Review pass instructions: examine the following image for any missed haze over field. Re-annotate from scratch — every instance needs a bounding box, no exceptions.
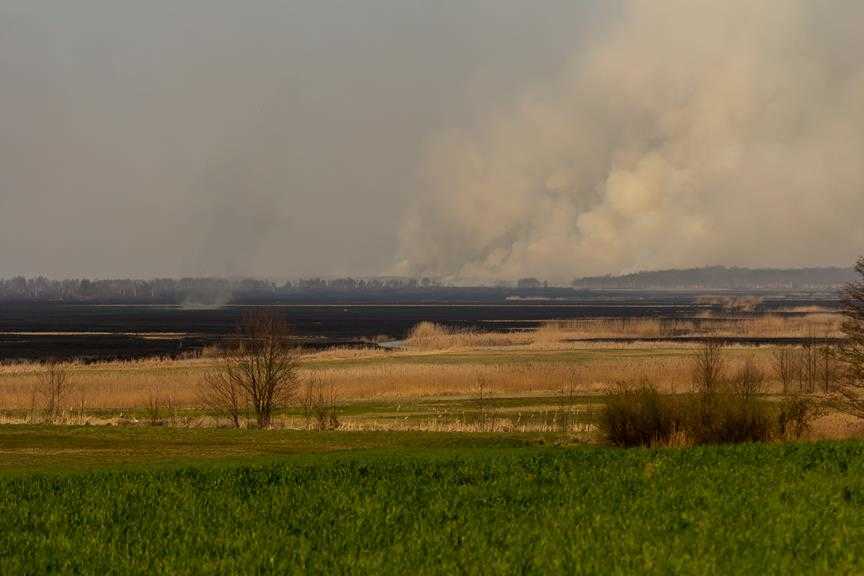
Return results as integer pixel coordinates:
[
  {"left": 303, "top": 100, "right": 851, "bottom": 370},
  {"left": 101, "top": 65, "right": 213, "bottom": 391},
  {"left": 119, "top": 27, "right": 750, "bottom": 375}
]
[{"left": 1, "top": 0, "right": 862, "bottom": 281}]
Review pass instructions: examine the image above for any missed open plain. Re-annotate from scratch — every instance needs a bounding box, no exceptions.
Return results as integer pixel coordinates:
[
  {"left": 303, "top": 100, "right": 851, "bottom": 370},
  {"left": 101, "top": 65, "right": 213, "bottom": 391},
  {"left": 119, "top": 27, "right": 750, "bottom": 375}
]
[{"left": 1, "top": 296, "right": 862, "bottom": 574}]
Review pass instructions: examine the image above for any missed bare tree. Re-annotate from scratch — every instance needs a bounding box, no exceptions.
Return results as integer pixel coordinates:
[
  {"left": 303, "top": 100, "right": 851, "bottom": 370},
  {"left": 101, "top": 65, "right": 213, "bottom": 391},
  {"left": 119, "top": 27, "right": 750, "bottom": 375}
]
[
  {"left": 38, "top": 361, "right": 71, "bottom": 423},
  {"left": 200, "top": 368, "right": 245, "bottom": 428},
  {"left": 835, "top": 257, "right": 864, "bottom": 416},
  {"left": 202, "top": 311, "right": 300, "bottom": 428},
  {"left": 731, "top": 356, "right": 766, "bottom": 399},
  {"left": 820, "top": 344, "right": 838, "bottom": 394},
  {"left": 692, "top": 341, "right": 726, "bottom": 395},
  {"left": 302, "top": 374, "right": 340, "bottom": 431},
  {"left": 800, "top": 333, "right": 820, "bottom": 394},
  {"left": 773, "top": 347, "right": 800, "bottom": 395}
]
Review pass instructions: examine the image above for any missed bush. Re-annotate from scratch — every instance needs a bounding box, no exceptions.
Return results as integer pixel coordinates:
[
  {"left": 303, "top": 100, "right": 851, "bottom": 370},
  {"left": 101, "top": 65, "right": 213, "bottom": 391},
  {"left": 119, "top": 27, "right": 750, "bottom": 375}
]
[
  {"left": 731, "top": 357, "right": 766, "bottom": 398},
  {"left": 406, "top": 321, "right": 453, "bottom": 345},
  {"left": 599, "top": 380, "right": 682, "bottom": 447},
  {"left": 777, "top": 395, "right": 823, "bottom": 440},
  {"left": 686, "top": 344, "right": 774, "bottom": 444},
  {"left": 31, "top": 361, "right": 72, "bottom": 424},
  {"left": 302, "top": 376, "right": 340, "bottom": 431},
  {"left": 602, "top": 343, "right": 828, "bottom": 447},
  {"left": 684, "top": 394, "right": 773, "bottom": 445},
  {"left": 601, "top": 380, "right": 775, "bottom": 447},
  {"left": 692, "top": 341, "right": 726, "bottom": 395}
]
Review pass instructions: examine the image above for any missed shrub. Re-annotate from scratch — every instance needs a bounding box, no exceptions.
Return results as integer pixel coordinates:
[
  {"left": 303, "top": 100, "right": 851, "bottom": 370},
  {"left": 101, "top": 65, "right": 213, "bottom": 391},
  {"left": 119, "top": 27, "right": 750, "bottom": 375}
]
[
  {"left": 601, "top": 378, "right": 775, "bottom": 447},
  {"left": 601, "top": 342, "right": 828, "bottom": 447},
  {"left": 684, "top": 394, "right": 773, "bottom": 445},
  {"left": 681, "top": 345, "right": 771, "bottom": 444},
  {"left": 407, "top": 321, "right": 452, "bottom": 340},
  {"left": 34, "top": 361, "right": 71, "bottom": 424},
  {"left": 145, "top": 384, "right": 164, "bottom": 426},
  {"left": 731, "top": 357, "right": 766, "bottom": 399},
  {"left": 773, "top": 347, "right": 800, "bottom": 394},
  {"left": 777, "top": 394, "right": 823, "bottom": 440},
  {"left": 302, "top": 376, "right": 340, "bottom": 431},
  {"left": 689, "top": 356, "right": 773, "bottom": 444},
  {"left": 599, "top": 379, "right": 682, "bottom": 447},
  {"left": 692, "top": 341, "right": 726, "bottom": 396}
]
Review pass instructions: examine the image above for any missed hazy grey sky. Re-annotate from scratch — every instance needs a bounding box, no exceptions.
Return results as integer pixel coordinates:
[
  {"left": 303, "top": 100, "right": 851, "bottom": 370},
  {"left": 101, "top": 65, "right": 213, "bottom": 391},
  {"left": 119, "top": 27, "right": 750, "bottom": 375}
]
[
  {"left": 1, "top": 1, "right": 862, "bottom": 281},
  {"left": 0, "top": 0, "right": 616, "bottom": 278}
]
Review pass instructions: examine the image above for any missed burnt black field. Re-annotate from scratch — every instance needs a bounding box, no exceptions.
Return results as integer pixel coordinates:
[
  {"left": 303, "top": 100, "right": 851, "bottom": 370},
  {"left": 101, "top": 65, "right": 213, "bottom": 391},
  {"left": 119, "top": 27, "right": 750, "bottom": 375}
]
[{"left": 0, "top": 290, "right": 840, "bottom": 362}]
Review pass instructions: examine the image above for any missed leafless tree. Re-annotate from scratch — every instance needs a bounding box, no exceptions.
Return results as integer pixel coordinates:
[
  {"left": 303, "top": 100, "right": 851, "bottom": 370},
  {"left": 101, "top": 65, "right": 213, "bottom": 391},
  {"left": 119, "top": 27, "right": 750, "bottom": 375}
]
[
  {"left": 38, "top": 361, "right": 71, "bottom": 423},
  {"left": 202, "top": 311, "right": 300, "bottom": 428},
  {"left": 800, "top": 333, "right": 820, "bottom": 394},
  {"left": 692, "top": 340, "right": 726, "bottom": 396},
  {"left": 773, "top": 347, "right": 800, "bottom": 395},
  {"left": 820, "top": 344, "right": 839, "bottom": 394},
  {"left": 302, "top": 374, "right": 340, "bottom": 431},
  {"left": 731, "top": 356, "right": 766, "bottom": 399},
  {"left": 200, "top": 367, "right": 245, "bottom": 428},
  {"left": 835, "top": 257, "right": 864, "bottom": 416}
]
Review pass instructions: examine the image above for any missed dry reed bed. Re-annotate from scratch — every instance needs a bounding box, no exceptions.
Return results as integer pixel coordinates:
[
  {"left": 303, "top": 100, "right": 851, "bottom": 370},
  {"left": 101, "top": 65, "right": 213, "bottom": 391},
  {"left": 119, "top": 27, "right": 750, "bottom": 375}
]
[
  {"left": 1, "top": 403, "right": 853, "bottom": 441},
  {"left": 0, "top": 345, "right": 778, "bottom": 410},
  {"left": 0, "top": 314, "right": 837, "bottom": 413},
  {"left": 532, "top": 314, "right": 843, "bottom": 340},
  {"left": 403, "top": 315, "right": 843, "bottom": 351},
  {"left": 0, "top": 413, "right": 597, "bottom": 436}
]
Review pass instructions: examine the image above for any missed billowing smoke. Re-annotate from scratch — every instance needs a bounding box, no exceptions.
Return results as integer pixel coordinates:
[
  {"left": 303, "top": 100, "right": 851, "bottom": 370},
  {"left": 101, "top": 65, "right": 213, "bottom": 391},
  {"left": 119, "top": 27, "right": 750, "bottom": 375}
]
[{"left": 397, "top": 0, "right": 864, "bottom": 282}]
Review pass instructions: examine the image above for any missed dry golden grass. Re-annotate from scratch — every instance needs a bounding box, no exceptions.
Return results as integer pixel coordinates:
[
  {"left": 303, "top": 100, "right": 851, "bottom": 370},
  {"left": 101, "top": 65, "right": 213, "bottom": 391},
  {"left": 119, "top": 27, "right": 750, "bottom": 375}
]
[
  {"left": 807, "top": 411, "right": 864, "bottom": 440},
  {"left": 0, "top": 361, "right": 203, "bottom": 411},
  {"left": 695, "top": 295, "right": 764, "bottom": 312},
  {"left": 0, "top": 411, "right": 597, "bottom": 435},
  {"left": 333, "top": 416, "right": 595, "bottom": 434},
  {"left": 310, "top": 348, "right": 786, "bottom": 400},
  {"left": 776, "top": 306, "right": 837, "bottom": 314},
  {"left": 402, "top": 315, "right": 843, "bottom": 352},
  {"left": 405, "top": 321, "right": 534, "bottom": 349},
  {"left": 0, "top": 343, "right": 781, "bottom": 412},
  {"left": 533, "top": 314, "right": 842, "bottom": 340},
  {"left": 0, "top": 314, "right": 846, "bottom": 434}
]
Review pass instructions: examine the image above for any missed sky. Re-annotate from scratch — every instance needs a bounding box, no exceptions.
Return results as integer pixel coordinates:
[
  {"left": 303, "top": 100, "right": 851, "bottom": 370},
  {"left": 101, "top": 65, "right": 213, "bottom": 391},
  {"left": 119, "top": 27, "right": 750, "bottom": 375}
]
[{"left": 1, "top": 0, "right": 862, "bottom": 281}]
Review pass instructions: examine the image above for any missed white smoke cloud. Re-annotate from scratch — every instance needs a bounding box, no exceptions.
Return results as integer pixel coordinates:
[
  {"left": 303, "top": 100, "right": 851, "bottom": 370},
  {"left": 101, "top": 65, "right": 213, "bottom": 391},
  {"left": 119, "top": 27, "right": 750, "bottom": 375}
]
[{"left": 397, "top": 0, "right": 864, "bottom": 282}]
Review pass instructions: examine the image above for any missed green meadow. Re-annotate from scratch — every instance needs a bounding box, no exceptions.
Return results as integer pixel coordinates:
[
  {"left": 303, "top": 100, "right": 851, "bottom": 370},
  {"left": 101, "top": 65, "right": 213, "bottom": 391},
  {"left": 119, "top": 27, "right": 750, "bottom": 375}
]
[{"left": 2, "top": 427, "right": 864, "bottom": 574}]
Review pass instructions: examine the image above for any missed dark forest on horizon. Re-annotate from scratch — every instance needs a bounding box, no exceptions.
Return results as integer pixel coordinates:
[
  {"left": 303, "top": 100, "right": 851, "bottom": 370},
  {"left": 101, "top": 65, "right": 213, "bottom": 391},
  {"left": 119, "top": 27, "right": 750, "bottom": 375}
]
[{"left": 0, "top": 266, "right": 854, "bottom": 305}]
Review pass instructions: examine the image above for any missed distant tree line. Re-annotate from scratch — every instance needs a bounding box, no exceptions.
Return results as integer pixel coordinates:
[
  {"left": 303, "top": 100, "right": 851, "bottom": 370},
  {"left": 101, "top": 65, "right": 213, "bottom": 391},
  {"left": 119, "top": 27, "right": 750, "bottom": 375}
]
[
  {"left": 0, "top": 276, "right": 446, "bottom": 304},
  {"left": 572, "top": 266, "right": 857, "bottom": 290},
  {"left": 3, "top": 265, "right": 855, "bottom": 303}
]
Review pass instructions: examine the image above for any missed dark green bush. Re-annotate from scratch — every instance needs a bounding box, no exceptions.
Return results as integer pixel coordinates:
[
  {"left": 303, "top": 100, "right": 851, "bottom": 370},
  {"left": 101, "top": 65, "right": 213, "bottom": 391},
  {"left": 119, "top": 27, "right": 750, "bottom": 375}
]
[
  {"left": 685, "top": 394, "right": 773, "bottom": 445},
  {"left": 601, "top": 382, "right": 776, "bottom": 447},
  {"left": 599, "top": 380, "right": 682, "bottom": 447}
]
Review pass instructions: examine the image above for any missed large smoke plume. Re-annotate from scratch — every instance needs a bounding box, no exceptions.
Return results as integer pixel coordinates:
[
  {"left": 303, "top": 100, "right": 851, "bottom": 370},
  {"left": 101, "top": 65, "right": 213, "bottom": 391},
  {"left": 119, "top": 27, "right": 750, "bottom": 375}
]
[{"left": 397, "top": 0, "right": 864, "bottom": 282}]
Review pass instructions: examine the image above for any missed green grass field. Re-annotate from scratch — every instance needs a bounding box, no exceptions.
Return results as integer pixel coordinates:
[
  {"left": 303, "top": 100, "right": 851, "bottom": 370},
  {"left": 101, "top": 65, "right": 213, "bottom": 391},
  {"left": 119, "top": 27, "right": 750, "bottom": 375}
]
[{"left": 2, "top": 427, "right": 864, "bottom": 574}]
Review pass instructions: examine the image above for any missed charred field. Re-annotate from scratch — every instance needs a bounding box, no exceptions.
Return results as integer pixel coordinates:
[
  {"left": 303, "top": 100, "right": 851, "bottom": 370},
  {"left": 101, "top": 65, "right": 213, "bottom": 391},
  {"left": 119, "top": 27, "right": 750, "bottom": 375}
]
[{"left": 0, "top": 290, "right": 839, "bottom": 363}]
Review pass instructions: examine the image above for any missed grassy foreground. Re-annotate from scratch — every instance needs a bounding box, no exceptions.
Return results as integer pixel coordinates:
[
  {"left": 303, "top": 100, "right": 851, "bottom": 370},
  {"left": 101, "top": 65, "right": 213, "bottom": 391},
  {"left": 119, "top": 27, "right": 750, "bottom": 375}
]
[{"left": 2, "top": 428, "right": 864, "bottom": 574}]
